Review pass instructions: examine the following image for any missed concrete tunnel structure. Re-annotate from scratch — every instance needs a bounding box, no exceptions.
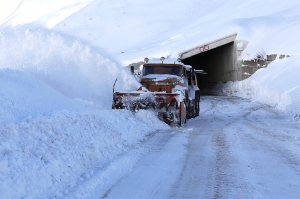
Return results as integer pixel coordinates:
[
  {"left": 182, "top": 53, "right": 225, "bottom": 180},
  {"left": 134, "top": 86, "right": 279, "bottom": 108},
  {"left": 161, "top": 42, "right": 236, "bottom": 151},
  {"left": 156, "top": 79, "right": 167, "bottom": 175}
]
[
  {"left": 179, "top": 33, "right": 245, "bottom": 91},
  {"left": 130, "top": 33, "right": 274, "bottom": 91}
]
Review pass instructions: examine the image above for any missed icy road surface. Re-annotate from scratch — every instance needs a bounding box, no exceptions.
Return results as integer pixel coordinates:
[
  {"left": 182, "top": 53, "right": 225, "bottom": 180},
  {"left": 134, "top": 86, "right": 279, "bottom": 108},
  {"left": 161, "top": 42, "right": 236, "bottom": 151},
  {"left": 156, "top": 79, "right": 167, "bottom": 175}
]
[{"left": 91, "top": 96, "right": 300, "bottom": 199}]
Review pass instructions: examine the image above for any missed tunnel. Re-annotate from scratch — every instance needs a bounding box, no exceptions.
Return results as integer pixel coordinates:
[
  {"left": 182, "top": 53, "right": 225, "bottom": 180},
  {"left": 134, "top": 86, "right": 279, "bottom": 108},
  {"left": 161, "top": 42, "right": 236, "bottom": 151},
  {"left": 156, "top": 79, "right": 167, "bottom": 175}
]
[{"left": 179, "top": 33, "right": 242, "bottom": 91}]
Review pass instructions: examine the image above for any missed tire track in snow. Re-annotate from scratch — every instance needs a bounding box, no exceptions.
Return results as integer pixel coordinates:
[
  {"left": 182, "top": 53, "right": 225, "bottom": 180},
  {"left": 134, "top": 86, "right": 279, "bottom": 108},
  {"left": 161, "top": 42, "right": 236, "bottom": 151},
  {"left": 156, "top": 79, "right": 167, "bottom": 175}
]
[
  {"left": 203, "top": 98, "right": 253, "bottom": 199},
  {"left": 238, "top": 104, "right": 300, "bottom": 197},
  {"left": 169, "top": 96, "right": 253, "bottom": 199}
]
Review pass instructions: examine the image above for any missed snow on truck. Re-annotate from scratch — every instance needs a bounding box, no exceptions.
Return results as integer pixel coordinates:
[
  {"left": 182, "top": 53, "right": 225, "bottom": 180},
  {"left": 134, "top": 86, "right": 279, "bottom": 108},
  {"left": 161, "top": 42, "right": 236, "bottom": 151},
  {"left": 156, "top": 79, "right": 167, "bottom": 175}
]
[{"left": 112, "top": 57, "right": 203, "bottom": 126}]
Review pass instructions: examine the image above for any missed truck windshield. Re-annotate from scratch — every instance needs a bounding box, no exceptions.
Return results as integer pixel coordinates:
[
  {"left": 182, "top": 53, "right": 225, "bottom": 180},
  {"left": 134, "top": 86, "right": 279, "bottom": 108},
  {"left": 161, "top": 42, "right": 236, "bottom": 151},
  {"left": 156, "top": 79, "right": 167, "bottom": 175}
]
[{"left": 143, "top": 65, "right": 182, "bottom": 76}]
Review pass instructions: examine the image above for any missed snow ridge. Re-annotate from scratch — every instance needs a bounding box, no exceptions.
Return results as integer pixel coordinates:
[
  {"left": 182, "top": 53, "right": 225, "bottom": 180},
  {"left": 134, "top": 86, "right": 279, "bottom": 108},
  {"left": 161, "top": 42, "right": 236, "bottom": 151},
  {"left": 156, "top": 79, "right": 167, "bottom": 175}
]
[
  {"left": 0, "top": 109, "right": 169, "bottom": 199},
  {"left": 0, "top": 27, "right": 139, "bottom": 108}
]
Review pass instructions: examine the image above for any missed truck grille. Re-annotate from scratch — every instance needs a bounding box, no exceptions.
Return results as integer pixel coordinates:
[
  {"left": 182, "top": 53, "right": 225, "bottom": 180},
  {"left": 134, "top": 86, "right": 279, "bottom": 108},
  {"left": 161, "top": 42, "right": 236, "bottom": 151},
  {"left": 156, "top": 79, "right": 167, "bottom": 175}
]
[{"left": 148, "top": 85, "right": 173, "bottom": 93}]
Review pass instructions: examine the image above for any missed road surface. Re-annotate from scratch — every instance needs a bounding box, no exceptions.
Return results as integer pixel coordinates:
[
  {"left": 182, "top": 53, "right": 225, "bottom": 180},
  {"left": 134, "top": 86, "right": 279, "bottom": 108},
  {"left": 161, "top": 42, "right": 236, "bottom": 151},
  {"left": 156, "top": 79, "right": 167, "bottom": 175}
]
[{"left": 96, "top": 95, "right": 300, "bottom": 199}]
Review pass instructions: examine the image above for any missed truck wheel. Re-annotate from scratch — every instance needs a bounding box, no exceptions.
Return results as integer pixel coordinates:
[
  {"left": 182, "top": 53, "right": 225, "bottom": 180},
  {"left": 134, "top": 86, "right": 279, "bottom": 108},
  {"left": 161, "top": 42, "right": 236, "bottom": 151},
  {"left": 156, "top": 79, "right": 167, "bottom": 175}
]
[
  {"left": 179, "top": 101, "right": 187, "bottom": 126},
  {"left": 168, "top": 101, "right": 182, "bottom": 127},
  {"left": 195, "top": 90, "right": 201, "bottom": 117},
  {"left": 187, "top": 99, "right": 196, "bottom": 119}
]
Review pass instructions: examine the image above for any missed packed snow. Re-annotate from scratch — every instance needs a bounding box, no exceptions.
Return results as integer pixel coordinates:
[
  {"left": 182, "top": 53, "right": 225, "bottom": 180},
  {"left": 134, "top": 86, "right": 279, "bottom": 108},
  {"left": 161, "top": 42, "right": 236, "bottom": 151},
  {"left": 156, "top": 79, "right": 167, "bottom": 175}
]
[
  {"left": 0, "top": 0, "right": 300, "bottom": 198},
  {"left": 213, "top": 55, "right": 300, "bottom": 120}
]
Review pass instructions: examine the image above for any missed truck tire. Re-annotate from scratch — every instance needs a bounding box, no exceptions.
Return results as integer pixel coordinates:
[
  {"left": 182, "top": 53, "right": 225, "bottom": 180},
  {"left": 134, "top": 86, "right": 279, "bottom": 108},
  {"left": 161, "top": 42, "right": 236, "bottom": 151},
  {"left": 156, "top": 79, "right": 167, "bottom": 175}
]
[
  {"left": 195, "top": 90, "right": 201, "bottom": 117},
  {"left": 187, "top": 99, "right": 196, "bottom": 119},
  {"left": 179, "top": 101, "right": 187, "bottom": 126}
]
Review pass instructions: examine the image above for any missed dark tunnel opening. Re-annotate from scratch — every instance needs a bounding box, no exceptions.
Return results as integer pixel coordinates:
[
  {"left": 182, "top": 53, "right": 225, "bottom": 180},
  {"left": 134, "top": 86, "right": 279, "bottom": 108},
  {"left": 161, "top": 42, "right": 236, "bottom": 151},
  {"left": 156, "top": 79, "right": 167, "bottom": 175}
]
[{"left": 181, "top": 41, "right": 237, "bottom": 92}]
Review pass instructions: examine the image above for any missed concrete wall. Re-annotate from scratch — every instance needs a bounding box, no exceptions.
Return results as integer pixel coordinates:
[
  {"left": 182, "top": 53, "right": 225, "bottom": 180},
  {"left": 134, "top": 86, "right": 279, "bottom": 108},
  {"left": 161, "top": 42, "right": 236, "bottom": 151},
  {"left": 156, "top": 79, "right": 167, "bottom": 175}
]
[{"left": 180, "top": 40, "right": 283, "bottom": 90}]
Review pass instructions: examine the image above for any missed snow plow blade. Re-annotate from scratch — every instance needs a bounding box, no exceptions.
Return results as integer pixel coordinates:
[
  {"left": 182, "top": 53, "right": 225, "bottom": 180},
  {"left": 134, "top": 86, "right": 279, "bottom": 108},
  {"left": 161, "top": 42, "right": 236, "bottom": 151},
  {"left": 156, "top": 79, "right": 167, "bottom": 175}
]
[{"left": 112, "top": 91, "right": 186, "bottom": 126}]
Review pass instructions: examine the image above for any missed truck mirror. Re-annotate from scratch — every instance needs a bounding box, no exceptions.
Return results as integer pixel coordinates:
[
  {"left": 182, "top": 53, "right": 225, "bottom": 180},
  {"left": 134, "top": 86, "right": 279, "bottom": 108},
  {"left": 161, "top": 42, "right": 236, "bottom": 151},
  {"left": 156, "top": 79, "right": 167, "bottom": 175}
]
[{"left": 130, "top": 66, "right": 134, "bottom": 75}]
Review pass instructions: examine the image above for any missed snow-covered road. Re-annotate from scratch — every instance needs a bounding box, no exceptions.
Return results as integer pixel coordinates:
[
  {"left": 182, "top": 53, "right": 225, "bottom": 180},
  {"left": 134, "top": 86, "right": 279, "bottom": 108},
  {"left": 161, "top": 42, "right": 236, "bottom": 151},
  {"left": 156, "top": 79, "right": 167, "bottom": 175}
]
[{"left": 94, "top": 95, "right": 300, "bottom": 199}]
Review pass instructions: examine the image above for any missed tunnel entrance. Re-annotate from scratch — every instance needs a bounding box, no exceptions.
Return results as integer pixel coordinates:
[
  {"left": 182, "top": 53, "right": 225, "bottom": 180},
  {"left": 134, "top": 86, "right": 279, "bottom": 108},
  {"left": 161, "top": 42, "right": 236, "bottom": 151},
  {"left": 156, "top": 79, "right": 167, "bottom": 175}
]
[{"left": 179, "top": 33, "right": 240, "bottom": 91}]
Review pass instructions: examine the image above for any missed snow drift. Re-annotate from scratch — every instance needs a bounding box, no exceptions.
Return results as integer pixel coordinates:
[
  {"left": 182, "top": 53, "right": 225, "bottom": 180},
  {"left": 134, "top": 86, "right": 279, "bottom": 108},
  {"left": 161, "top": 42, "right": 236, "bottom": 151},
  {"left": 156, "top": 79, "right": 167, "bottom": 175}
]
[
  {"left": 0, "top": 27, "right": 140, "bottom": 107},
  {"left": 214, "top": 55, "right": 300, "bottom": 118},
  {"left": 0, "top": 68, "right": 93, "bottom": 123},
  {"left": 0, "top": 108, "right": 169, "bottom": 198}
]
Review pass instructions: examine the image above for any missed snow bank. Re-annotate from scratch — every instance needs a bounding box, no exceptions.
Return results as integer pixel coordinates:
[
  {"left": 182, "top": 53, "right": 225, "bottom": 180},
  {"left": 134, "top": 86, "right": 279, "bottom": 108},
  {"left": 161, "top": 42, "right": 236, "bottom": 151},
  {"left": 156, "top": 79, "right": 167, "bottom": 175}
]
[
  {"left": 0, "top": 26, "right": 169, "bottom": 199},
  {"left": 0, "top": 109, "right": 169, "bottom": 199},
  {"left": 0, "top": 27, "right": 140, "bottom": 107},
  {"left": 215, "top": 56, "right": 300, "bottom": 118},
  {"left": 0, "top": 68, "right": 93, "bottom": 123}
]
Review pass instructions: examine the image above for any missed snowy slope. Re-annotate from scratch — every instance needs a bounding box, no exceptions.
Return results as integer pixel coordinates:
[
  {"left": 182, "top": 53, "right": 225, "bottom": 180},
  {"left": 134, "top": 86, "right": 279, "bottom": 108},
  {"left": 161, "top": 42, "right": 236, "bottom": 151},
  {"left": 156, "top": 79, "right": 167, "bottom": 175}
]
[
  {"left": 0, "top": 0, "right": 94, "bottom": 28},
  {"left": 0, "top": 0, "right": 300, "bottom": 198},
  {"left": 52, "top": 0, "right": 300, "bottom": 63},
  {"left": 0, "top": 26, "right": 140, "bottom": 107},
  {"left": 1, "top": 0, "right": 300, "bottom": 62},
  {"left": 215, "top": 55, "right": 300, "bottom": 119}
]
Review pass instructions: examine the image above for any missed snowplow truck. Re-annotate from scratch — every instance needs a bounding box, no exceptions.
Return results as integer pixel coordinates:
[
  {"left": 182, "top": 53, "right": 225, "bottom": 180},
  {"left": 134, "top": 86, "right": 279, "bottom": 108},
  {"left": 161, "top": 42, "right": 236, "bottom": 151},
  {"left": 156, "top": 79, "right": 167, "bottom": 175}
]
[{"left": 112, "top": 57, "right": 201, "bottom": 126}]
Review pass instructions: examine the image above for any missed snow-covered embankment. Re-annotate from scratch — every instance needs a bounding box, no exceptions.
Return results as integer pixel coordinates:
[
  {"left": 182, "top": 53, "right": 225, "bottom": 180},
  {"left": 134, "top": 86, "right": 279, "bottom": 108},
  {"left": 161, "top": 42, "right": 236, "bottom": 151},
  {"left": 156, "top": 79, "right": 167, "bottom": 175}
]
[
  {"left": 0, "top": 28, "right": 169, "bottom": 198},
  {"left": 216, "top": 56, "right": 300, "bottom": 119}
]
